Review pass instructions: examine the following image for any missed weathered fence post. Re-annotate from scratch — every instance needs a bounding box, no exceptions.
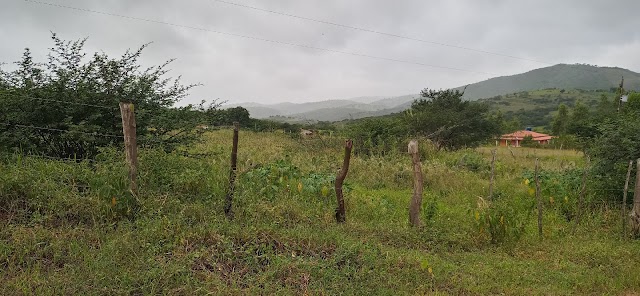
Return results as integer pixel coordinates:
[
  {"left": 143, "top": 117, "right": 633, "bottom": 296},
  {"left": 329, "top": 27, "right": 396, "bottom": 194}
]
[
  {"left": 630, "top": 159, "right": 640, "bottom": 235},
  {"left": 489, "top": 149, "right": 496, "bottom": 201},
  {"left": 622, "top": 160, "right": 633, "bottom": 238},
  {"left": 335, "top": 139, "right": 352, "bottom": 223},
  {"left": 535, "top": 158, "right": 542, "bottom": 239},
  {"left": 574, "top": 156, "right": 589, "bottom": 229},
  {"left": 408, "top": 140, "right": 424, "bottom": 227},
  {"left": 224, "top": 122, "right": 239, "bottom": 218},
  {"left": 119, "top": 102, "right": 138, "bottom": 195}
]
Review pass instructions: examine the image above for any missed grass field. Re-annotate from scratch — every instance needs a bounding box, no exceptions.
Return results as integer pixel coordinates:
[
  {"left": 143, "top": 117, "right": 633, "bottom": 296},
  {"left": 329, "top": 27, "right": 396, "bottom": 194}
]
[{"left": 1, "top": 130, "right": 639, "bottom": 295}]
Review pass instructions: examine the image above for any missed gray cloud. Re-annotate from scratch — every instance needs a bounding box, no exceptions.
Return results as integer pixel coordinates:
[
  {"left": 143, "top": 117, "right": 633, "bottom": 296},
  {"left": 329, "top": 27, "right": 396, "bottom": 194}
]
[{"left": 2, "top": 0, "right": 639, "bottom": 105}]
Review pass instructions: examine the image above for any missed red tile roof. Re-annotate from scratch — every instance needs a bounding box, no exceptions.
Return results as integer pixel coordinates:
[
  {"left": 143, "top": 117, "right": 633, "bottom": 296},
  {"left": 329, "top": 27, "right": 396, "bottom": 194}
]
[{"left": 500, "top": 130, "right": 553, "bottom": 141}]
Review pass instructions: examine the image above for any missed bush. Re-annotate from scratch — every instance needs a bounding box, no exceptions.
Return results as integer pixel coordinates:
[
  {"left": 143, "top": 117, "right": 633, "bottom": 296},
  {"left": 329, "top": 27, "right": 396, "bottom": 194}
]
[
  {"left": 474, "top": 191, "right": 534, "bottom": 246},
  {"left": 0, "top": 33, "right": 199, "bottom": 159}
]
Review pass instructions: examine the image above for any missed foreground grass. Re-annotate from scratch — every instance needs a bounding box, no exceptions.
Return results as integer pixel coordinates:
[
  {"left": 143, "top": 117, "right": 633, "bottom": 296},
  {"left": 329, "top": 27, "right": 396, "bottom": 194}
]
[{"left": 1, "top": 131, "right": 639, "bottom": 295}]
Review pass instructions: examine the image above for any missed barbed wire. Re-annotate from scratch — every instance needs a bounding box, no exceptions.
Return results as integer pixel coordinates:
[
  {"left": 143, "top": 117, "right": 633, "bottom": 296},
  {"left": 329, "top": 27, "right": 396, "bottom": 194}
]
[
  {"left": 0, "top": 91, "right": 117, "bottom": 110},
  {"left": 25, "top": 96, "right": 117, "bottom": 110},
  {"left": 0, "top": 122, "right": 123, "bottom": 138},
  {"left": 20, "top": 154, "right": 97, "bottom": 163}
]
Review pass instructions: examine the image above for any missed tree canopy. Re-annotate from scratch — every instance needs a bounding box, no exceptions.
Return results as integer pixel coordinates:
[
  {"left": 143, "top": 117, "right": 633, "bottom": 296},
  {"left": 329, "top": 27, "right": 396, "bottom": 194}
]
[
  {"left": 404, "top": 88, "right": 500, "bottom": 150},
  {"left": 0, "top": 33, "right": 206, "bottom": 158}
]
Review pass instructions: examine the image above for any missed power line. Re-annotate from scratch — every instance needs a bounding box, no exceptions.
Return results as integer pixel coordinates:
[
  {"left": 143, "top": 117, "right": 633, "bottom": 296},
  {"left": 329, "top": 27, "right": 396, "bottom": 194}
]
[
  {"left": 1, "top": 122, "right": 122, "bottom": 138},
  {"left": 23, "top": 0, "right": 495, "bottom": 76},
  {"left": 210, "top": 0, "right": 553, "bottom": 66}
]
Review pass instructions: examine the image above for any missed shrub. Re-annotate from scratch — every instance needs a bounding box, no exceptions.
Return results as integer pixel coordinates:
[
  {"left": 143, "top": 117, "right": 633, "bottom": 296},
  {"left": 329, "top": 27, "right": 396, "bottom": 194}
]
[{"left": 474, "top": 191, "right": 534, "bottom": 246}]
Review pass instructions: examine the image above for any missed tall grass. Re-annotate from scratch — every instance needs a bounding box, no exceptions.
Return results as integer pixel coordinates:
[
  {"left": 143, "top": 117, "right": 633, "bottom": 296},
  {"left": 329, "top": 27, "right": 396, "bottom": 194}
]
[{"left": 0, "top": 131, "right": 639, "bottom": 294}]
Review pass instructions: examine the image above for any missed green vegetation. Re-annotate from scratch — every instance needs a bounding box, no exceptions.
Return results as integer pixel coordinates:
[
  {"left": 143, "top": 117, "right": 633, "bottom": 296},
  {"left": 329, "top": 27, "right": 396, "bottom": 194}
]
[
  {"left": 2, "top": 132, "right": 640, "bottom": 294},
  {"left": 346, "top": 88, "right": 500, "bottom": 153},
  {"left": 2, "top": 34, "right": 640, "bottom": 295},
  {"left": 479, "top": 88, "right": 615, "bottom": 129},
  {"left": 239, "top": 64, "right": 640, "bottom": 123},
  {"left": 0, "top": 34, "right": 205, "bottom": 158},
  {"left": 459, "top": 63, "right": 640, "bottom": 100}
]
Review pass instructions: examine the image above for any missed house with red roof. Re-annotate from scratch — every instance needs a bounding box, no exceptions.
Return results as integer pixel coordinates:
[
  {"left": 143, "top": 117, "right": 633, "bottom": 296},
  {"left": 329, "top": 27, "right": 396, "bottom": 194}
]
[{"left": 498, "top": 130, "right": 553, "bottom": 147}]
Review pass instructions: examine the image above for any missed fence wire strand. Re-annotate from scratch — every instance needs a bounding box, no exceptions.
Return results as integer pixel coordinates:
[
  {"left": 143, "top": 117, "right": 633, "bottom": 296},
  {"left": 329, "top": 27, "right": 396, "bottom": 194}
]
[{"left": 0, "top": 122, "right": 123, "bottom": 138}]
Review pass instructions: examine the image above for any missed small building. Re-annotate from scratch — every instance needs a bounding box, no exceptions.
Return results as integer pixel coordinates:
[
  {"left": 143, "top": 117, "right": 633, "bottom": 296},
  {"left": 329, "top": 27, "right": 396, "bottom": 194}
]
[{"left": 498, "top": 130, "right": 553, "bottom": 147}]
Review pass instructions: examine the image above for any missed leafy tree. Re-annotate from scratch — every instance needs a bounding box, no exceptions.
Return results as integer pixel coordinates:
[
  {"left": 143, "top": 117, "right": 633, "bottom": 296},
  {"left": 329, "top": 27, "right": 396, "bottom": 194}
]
[
  {"left": 489, "top": 110, "right": 521, "bottom": 134},
  {"left": 551, "top": 104, "right": 569, "bottom": 135},
  {"left": 625, "top": 92, "right": 640, "bottom": 111},
  {"left": 595, "top": 94, "right": 616, "bottom": 118},
  {"left": 222, "top": 107, "right": 251, "bottom": 126},
  {"left": 589, "top": 107, "right": 640, "bottom": 201},
  {"left": 520, "top": 135, "right": 538, "bottom": 148},
  {"left": 405, "top": 88, "right": 500, "bottom": 150},
  {"left": 0, "top": 33, "right": 201, "bottom": 158},
  {"left": 346, "top": 116, "right": 405, "bottom": 156},
  {"left": 566, "top": 100, "right": 597, "bottom": 148}
]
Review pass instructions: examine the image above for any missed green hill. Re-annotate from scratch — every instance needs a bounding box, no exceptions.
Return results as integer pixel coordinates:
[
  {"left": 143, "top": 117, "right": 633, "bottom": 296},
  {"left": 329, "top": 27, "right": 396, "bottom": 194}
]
[
  {"left": 479, "top": 88, "right": 616, "bottom": 128},
  {"left": 459, "top": 64, "right": 640, "bottom": 100},
  {"left": 236, "top": 64, "right": 640, "bottom": 122}
]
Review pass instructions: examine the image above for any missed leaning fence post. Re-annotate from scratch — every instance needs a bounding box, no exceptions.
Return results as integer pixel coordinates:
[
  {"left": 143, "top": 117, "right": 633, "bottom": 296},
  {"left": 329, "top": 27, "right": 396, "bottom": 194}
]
[
  {"left": 119, "top": 102, "right": 138, "bottom": 195},
  {"left": 335, "top": 139, "right": 353, "bottom": 223},
  {"left": 622, "top": 160, "right": 633, "bottom": 238},
  {"left": 224, "top": 122, "right": 239, "bottom": 218},
  {"left": 408, "top": 140, "right": 424, "bottom": 227},
  {"left": 535, "top": 158, "right": 542, "bottom": 239}
]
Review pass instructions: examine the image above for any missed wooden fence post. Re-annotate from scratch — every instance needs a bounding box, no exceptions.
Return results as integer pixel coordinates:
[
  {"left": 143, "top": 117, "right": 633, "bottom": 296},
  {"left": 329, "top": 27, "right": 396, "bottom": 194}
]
[
  {"left": 574, "top": 156, "right": 589, "bottom": 230},
  {"left": 489, "top": 149, "right": 496, "bottom": 201},
  {"left": 224, "top": 122, "right": 239, "bottom": 218},
  {"left": 335, "top": 139, "right": 352, "bottom": 223},
  {"left": 535, "top": 158, "right": 542, "bottom": 239},
  {"left": 119, "top": 102, "right": 138, "bottom": 195},
  {"left": 630, "top": 159, "right": 640, "bottom": 235},
  {"left": 622, "top": 160, "right": 633, "bottom": 238},
  {"left": 408, "top": 140, "right": 424, "bottom": 227}
]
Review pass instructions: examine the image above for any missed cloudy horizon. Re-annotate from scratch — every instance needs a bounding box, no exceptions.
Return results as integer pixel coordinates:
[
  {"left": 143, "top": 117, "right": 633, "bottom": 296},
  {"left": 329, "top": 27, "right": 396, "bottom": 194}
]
[{"left": 2, "top": 0, "right": 639, "bottom": 105}]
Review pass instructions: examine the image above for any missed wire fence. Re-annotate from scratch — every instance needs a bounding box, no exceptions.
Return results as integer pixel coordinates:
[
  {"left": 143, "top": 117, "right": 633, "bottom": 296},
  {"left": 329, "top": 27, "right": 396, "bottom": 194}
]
[{"left": 1, "top": 94, "right": 638, "bottom": 193}]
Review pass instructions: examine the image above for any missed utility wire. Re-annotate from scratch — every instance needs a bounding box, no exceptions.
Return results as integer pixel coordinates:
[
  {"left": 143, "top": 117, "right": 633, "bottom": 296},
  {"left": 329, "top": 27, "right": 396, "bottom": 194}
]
[
  {"left": 210, "top": 0, "right": 552, "bottom": 65},
  {"left": 0, "top": 122, "right": 123, "bottom": 138},
  {"left": 23, "top": 0, "right": 495, "bottom": 75}
]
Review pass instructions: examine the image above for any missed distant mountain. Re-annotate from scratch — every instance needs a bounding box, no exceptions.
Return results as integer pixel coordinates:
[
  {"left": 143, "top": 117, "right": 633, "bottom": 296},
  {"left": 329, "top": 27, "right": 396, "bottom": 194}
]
[
  {"left": 457, "top": 64, "right": 640, "bottom": 100},
  {"left": 345, "top": 96, "right": 387, "bottom": 104},
  {"left": 226, "top": 64, "right": 640, "bottom": 122}
]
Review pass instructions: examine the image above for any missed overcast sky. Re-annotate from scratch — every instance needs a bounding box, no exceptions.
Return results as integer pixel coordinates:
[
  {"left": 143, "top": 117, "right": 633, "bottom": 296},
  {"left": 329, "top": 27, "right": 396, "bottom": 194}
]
[{"left": 2, "top": 0, "right": 640, "bottom": 105}]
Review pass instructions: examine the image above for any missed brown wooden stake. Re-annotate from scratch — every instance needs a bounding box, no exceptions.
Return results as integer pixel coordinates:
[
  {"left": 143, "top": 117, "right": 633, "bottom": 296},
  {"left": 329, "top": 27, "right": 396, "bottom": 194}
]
[
  {"left": 535, "top": 158, "right": 542, "bottom": 239},
  {"left": 334, "top": 139, "right": 352, "bottom": 223},
  {"left": 507, "top": 146, "right": 516, "bottom": 159},
  {"left": 408, "top": 140, "right": 424, "bottom": 227},
  {"left": 622, "top": 160, "right": 633, "bottom": 238},
  {"left": 574, "top": 156, "right": 589, "bottom": 230},
  {"left": 630, "top": 159, "right": 640, "bottom": 235},
  {"left": 119, "top": 102, "right": 138, "bottom": 195},
  {"left": 224, "top": 122, "right": 239, "bottom": 218},
  {"left": 489, "top": 149, "right": 496, "bottom": 201}
]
